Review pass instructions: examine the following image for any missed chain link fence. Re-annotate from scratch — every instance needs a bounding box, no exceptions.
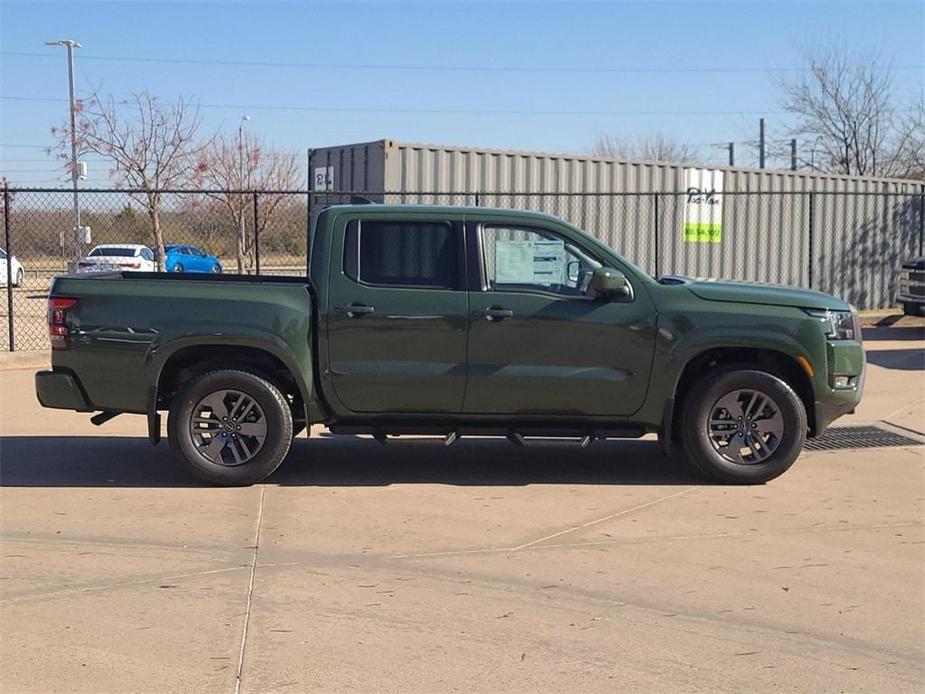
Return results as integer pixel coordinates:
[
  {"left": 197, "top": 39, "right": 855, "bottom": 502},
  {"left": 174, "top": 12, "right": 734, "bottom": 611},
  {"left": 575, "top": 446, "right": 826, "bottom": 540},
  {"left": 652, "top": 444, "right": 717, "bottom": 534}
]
[{"left": 3, "top": 187, "right": 923, "bottom": 351}]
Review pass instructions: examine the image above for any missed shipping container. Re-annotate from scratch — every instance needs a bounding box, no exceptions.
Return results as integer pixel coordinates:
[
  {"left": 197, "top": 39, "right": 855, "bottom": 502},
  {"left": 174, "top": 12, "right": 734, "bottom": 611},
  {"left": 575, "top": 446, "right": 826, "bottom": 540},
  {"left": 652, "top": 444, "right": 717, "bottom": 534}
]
[{"left": 308, "top": 140, "right": 924, "bottom": 309}]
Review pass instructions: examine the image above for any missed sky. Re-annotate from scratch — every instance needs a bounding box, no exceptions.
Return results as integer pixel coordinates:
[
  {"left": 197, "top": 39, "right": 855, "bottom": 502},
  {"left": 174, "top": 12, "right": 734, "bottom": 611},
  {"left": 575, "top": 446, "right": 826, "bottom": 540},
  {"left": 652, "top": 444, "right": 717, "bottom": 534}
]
[{"left": 0, "top": 0, "right": 922, "bottom": 187}]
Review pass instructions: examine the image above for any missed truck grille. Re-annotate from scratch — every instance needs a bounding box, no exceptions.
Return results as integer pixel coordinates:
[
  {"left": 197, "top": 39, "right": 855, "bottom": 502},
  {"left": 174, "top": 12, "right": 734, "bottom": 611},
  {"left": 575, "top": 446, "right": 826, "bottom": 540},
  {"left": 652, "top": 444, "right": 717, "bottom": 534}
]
[{"left": 900, "top": 269, "right": 925, "bottom": 297}]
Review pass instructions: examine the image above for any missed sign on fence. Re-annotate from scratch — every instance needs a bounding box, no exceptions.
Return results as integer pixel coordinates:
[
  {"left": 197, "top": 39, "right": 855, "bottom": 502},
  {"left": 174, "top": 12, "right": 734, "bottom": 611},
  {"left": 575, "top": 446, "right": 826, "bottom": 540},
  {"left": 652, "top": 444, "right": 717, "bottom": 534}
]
[{"left": 683, "top": 168, "right": 724, "bottom": 243}]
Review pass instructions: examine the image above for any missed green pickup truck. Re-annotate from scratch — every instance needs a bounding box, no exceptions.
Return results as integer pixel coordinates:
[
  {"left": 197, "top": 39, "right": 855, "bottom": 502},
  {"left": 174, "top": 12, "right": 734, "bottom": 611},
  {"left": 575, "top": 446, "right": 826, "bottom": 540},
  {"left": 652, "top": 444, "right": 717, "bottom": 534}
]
[{"left": 36, "top": 204, "right": 865, "bottom": 485}]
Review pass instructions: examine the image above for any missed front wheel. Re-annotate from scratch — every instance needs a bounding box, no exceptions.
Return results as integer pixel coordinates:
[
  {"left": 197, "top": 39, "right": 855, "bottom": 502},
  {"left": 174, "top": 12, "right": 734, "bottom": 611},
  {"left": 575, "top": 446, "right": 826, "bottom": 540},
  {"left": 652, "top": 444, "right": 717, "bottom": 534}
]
[
  {"left": 167, "top": 369, "right": 293, "bottom": 485},
  {"left": 680, "top": 368, "right": 807, "bottom": 484},
  {"left": 173, "top": 263, "right": 184, "bottom": 273},
  {"left": 14, "top": 268, "right": 23, "bottom": 287}
]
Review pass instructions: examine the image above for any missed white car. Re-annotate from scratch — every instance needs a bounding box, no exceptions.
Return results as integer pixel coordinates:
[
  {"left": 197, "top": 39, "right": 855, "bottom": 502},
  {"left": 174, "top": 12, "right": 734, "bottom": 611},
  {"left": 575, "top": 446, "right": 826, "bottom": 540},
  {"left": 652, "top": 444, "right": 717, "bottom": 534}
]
[
  {"left": 78, "top": 244, "right": 157, "bottom": 273},
  {"left": 0, "top": 248, "right": 24, "bottom": 286}
]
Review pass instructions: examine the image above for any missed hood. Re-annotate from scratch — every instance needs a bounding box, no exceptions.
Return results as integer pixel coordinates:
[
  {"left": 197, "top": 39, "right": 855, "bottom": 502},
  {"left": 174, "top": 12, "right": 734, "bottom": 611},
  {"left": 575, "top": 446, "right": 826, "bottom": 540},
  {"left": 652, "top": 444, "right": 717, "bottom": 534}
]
[{"left": 672, "top": 277, "right": 849, "bottom": 310}]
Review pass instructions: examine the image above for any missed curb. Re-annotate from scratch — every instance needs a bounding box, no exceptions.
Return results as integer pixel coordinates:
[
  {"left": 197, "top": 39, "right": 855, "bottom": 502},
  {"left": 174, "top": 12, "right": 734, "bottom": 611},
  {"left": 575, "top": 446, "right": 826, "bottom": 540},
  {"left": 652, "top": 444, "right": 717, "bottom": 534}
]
[{"left": 0, "top": 351, "right": 49, "bottom": 371}]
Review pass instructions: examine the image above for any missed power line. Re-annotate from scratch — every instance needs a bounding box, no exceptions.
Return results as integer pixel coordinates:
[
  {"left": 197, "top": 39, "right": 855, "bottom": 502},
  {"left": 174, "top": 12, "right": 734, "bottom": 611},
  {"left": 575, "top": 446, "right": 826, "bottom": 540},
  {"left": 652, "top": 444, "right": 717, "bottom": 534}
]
[
  {"left": 2, "top": 50, "right": 922, "bottom": 74},
  {"left": 0, "top": 95, "right": 785, "bottom": 117}
]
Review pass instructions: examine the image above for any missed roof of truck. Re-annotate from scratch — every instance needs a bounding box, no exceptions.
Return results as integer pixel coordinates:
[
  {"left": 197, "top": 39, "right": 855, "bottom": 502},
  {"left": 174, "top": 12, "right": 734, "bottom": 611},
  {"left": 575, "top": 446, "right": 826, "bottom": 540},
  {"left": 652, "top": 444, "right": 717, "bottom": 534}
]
[{"left": 321, "top": 204, "right": 563, "bottom": 221}]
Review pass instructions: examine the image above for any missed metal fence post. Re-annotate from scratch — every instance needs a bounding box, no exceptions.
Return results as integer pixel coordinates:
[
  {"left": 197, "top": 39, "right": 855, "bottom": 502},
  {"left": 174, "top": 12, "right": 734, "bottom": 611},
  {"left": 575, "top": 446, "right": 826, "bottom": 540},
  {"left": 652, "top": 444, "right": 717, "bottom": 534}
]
[
  {"left": 653, "top": 192, "right": 660, "bottom": 278},
  {"left": 920, "top": 192, "right": 924, "bottom": 257},
  {"left": 305, "top": 191, "right": 312, "bottom": 275},
  {"left": 253, "top": 192, "right": 260, "bottom": 275},
  {"left": 807, "top": 192, "right": 815, "bottom": 290},
  {"left": 4, "top": 184, "right": 14, "bottom": 352}
]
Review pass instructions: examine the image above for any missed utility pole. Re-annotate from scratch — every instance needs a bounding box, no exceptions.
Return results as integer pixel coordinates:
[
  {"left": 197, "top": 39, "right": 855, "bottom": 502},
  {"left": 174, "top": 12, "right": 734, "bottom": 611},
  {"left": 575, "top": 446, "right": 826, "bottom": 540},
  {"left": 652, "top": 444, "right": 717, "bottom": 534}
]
[
  {"left": 790, "top": 139, "right": 798, "bottom": 171},
  {"left": 728, "top": 142, "right": 735, "bottom": 167},
  {"left": 45, "top": 39, "right": 82, "bottom": 269},
  {"left": 758, "top": 118, "right": 766, "bottom": 169}
]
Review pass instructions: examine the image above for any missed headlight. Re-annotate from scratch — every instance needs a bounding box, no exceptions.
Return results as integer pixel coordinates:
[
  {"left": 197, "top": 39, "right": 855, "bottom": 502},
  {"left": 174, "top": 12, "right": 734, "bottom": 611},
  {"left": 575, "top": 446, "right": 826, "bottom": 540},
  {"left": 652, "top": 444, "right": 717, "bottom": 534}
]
[{"left": 804, "top": 308, "right": 859, "bottom": 341}]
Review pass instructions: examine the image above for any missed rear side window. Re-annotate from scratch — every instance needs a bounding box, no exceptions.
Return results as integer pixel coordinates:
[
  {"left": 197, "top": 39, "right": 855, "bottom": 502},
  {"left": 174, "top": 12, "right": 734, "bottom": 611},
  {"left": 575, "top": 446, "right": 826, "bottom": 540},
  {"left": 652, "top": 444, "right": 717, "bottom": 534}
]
[{"left": 344, "top": 220, "right": 461, "bottom": 290}]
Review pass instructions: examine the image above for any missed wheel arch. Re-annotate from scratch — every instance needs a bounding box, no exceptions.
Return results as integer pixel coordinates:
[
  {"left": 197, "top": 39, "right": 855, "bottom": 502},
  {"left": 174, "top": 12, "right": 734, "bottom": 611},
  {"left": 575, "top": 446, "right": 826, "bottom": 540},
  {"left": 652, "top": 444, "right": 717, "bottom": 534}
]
[
  {"left": 154, "top": 342, "right": 310, "bottom": 426},
  {"left": 670, "top": 346, "right": 816, "bottom": 442}
]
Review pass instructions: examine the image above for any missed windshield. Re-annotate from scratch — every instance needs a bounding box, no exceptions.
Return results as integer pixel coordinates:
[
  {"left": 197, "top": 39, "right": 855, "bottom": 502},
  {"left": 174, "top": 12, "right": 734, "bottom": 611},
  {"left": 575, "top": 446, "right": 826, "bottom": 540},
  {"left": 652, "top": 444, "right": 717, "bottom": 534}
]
[{"left": 90, "top": 247, "right": 137, "bottom": 257}]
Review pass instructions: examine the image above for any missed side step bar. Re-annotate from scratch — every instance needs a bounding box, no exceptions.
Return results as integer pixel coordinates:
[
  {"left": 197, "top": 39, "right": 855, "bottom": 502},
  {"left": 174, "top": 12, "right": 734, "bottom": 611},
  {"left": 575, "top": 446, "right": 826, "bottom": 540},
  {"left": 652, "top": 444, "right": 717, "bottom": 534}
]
[{"left": 330, "top": 425, "right": 646, "bottom": 447}]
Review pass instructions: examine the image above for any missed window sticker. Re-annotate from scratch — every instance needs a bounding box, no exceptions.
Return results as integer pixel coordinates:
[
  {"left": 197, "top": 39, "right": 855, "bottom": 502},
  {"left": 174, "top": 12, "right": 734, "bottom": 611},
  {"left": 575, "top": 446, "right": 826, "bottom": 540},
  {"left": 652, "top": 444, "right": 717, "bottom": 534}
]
[{"left": 495, "top": 240, "right": 565, "bottom": 285}]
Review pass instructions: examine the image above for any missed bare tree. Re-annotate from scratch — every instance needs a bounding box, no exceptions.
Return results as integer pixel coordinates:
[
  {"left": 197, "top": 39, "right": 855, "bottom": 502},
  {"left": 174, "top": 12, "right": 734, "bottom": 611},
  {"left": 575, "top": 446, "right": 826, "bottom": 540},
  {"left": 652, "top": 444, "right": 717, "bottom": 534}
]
[
  {"left": 196, "top": 130, "right": 302, "bottom": 273},
  {"left": 51, "top": 92, "right": 208, "bottom": 267},
  {"left": 592, "top": 133, "right": 699, "bottom": 164},
  {"left": 777, "top": 45, "right": 924, "bottom": 179}
]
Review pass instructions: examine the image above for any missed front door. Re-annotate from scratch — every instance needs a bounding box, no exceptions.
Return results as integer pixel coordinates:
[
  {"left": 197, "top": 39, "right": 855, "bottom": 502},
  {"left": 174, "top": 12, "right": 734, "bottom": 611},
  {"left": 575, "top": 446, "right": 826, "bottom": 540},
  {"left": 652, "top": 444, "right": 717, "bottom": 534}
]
[
  {"left": 326, "top": 216, "right": 469, "bottom": 414},
  {"left": 463, "top": 221, "right": 656, "bottom": 417}
]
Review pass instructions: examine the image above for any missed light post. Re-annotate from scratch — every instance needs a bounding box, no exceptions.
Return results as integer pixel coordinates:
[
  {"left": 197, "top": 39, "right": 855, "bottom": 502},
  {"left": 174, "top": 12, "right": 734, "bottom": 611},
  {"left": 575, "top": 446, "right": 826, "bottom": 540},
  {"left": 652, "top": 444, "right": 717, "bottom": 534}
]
[
  {"left": 238, "top": 115, "right": 250, "bottom": 273},
  {"left": 809, "top": 135, "right": 825, "bottom": 171},
  {"left": 45, "top": 39, "right": 83, "bottom": 269}
]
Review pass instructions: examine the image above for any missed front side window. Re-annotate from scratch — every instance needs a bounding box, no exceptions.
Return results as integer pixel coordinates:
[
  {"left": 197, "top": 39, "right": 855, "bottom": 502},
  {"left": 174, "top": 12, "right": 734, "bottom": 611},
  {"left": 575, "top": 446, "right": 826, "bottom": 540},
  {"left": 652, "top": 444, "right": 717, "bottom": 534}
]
[
  {"left": 0, "top": 249, "right": 6, "bottom": 260},
  {"left": 140, "top": 248, "right": 154, "bottom": 261},
  {"left": 481, "top": 225, "right": 603, "bottom": 297},
  {"left": 344, "top": 220, "right": 461, "bottom": 290}
]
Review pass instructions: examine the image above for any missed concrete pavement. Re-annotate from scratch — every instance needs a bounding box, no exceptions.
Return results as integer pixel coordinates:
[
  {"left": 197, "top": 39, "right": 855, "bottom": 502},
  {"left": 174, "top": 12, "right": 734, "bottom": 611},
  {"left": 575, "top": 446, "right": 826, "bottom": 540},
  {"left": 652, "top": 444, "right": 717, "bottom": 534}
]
[{"left": 1, "top": 328, "right": 922, "bottom": 693}]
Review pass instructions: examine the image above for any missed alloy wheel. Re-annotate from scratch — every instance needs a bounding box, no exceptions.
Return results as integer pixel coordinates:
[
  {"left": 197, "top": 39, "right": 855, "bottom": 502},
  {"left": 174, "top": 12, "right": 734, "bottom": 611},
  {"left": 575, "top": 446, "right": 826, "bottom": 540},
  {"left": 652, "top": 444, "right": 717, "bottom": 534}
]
[
  {"left": 707, "top": 388, "right": 784, "bottom": 464},
  {"left": 189, "top": 389, "right": 268, "bottom": 466}
]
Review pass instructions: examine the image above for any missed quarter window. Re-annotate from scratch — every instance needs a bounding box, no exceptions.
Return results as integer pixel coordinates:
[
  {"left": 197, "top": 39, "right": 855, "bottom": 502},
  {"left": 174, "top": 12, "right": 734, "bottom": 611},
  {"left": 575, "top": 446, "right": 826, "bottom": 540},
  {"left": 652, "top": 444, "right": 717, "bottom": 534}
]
[{"left": 345, "top": 220, "right": 461, "bottom": 290}]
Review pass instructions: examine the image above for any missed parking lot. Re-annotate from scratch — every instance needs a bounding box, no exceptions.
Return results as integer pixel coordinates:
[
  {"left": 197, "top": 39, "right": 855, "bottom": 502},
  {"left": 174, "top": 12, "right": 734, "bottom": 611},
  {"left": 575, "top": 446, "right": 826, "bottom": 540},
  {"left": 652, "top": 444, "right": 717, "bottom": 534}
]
[{"left": 1, "top": 321, "right": 923, "bottom": 693}]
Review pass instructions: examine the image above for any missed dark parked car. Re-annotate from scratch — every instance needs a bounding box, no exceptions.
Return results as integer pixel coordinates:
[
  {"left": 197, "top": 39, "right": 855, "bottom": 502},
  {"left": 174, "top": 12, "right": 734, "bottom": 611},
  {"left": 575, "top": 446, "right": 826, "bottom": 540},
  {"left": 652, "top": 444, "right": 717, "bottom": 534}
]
[
  {"left": 36, "top": 205, "right": 865, "bottom": 486},
  {"left": 163, "top": 244, "right": 222, "bottom": 273},
  {"left": 898, "top": 257, "right": 925, "bottom": 316}
]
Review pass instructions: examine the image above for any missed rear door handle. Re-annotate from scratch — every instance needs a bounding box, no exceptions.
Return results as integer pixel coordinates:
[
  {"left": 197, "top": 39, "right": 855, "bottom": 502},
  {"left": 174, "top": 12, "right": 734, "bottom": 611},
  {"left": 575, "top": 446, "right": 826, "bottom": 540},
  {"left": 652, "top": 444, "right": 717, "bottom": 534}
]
[
  {"left": 480, "top": 307, "right": 514, "bottom": 321},
  {"left": 335, "top": 303, "right": 375, "bottom": 318}
]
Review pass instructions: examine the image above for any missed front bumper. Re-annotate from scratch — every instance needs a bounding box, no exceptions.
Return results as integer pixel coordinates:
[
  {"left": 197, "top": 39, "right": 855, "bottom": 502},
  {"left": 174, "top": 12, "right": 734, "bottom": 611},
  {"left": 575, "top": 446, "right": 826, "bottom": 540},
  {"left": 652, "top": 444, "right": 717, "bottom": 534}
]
[
  {"left": 897, "top": 293, "right": 924, "bottom": 307},
  {"left": 812, "top": 341, "right": 865, "bottom": 436},
  {"left": 35, "top": 369, "right": 93, "bottom": 411}
]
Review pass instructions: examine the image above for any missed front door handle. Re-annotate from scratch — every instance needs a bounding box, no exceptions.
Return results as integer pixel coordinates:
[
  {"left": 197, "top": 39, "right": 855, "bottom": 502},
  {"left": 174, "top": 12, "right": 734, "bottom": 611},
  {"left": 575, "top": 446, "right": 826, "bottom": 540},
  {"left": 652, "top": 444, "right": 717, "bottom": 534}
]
[
  {"left": 335, "top": 303, "right": 375, "bottom": 318},
  {"left": 481, "top": 307, "right": 514, "bottom": 322}
]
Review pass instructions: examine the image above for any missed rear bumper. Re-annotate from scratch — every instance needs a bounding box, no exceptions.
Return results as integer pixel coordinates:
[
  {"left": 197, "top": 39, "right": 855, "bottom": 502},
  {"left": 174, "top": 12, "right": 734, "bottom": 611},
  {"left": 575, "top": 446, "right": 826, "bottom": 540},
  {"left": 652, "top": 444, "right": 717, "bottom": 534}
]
[{"left": 35, "top": 369, "right": 93, "bottom": 412}]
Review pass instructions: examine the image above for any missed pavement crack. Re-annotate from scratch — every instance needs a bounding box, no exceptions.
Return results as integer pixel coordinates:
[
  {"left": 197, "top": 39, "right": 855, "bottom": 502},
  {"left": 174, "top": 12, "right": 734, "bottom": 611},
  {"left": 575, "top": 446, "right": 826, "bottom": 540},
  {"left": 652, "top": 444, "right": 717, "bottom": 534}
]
[
  {"left": 510, "top": 486, "right": 701, "bottom": 551},
  {"left": 234, "top": 484, "right": 266, "bottom": 694}
]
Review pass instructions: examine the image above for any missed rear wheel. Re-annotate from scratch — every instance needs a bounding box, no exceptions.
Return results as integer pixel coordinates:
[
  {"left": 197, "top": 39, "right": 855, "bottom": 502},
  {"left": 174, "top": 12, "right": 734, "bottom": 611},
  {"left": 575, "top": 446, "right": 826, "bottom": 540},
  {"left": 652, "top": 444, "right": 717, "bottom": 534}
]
[
  {"left": 903, "top": 302, "right": 924, "bottom": 317},
  {"left": 173, "top": 263, "right": 184, "bottom": 273},
  {"left": 210, "top": 264, "right": 221, "bottom": 273},
  {"left": 14, "top": 268, "right": 23, "bottom": 287},
  {"left": 168, "top": 369, "right": 293, "bottom": 485},
  {"left": 680, "top": 367, "right": 807, "bottom": 484}
]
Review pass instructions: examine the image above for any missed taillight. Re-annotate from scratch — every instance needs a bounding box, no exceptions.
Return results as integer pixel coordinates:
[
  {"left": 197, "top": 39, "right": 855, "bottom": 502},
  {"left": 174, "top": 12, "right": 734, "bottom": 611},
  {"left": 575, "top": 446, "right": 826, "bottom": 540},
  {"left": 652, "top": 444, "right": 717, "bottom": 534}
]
[{"left": 48, "top": 297, "right": 78, "bottom": 350}]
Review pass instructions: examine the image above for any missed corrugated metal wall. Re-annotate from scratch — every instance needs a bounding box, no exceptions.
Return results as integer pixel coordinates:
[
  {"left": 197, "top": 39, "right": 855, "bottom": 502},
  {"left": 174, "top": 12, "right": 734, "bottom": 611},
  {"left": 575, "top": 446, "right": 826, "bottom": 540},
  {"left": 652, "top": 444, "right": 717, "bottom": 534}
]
[{"left": 308, "top": 140, "right": 924, "bottom": 309}]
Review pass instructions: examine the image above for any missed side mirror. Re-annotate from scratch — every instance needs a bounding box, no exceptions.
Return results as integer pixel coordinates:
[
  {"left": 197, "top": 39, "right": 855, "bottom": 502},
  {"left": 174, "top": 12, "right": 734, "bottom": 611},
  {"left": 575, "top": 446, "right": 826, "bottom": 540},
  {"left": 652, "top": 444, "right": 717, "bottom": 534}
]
[
  {"left": 591, "top": 267, "right": 631, "bottom": 299},
  {"left": 566, "top": 260, "right": 580, "bottom": 283}
]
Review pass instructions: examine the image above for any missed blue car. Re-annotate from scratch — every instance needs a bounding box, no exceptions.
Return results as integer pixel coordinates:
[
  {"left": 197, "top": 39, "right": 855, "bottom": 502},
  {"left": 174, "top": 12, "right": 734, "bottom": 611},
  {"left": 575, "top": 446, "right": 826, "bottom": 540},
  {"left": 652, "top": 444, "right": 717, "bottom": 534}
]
[{"left": 162, "top": 244, "right": 223, "bottom": 273}]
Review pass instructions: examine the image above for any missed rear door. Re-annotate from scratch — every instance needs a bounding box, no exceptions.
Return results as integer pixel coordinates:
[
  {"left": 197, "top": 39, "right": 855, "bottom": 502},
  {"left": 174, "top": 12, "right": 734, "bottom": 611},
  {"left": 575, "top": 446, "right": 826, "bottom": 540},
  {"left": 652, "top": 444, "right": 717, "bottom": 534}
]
[{"left": 324, "top": 213, "right": 469, "bottom": 414}]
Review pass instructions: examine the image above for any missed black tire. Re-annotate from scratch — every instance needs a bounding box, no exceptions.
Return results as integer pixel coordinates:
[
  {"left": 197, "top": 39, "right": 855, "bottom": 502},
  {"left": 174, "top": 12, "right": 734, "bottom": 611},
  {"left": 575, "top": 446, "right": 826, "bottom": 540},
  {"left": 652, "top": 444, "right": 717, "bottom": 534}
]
[
  {"left": 167, "top": 369, "right": 293, "bottom": 485},
  {"left": 14, "top": 269, "right": 23, "bottom": 287},
  {"left": 679, "top": 367, "right": 807, "bottom": 484},
  {"left": 903, "top": 302, "right": 924, "bottom": 317},
  {"left": 173, "top": 263, "right": 184, "bottom": 273}
]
